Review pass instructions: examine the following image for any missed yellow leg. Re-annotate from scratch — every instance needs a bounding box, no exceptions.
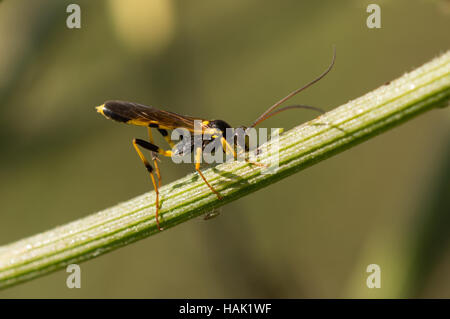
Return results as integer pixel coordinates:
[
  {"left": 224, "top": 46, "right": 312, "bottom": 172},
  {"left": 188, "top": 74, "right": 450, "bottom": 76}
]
[
  {"left": 147, "top": 128, "right": 162, "bottom": 188},
  {"left": 132, "top": 139, "right": 163, "bottom": 231},
  {"left": 221, "top": 137, "right": 267, "bottom": 167},
  {"left": 195, "top": 147, "right": 223, "bottom": 200},
  {"left": 134, "top": 138, "right": 173, "bottom": 157},
  {"left": 157, "top": 128, "right": 176, "bottom": 149}
]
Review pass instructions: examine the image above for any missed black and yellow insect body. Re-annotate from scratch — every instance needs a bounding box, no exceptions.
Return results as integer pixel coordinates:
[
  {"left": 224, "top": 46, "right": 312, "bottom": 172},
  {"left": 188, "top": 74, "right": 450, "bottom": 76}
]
[{"left": 95, "top": 48, "right": 336, "bottom": 231}]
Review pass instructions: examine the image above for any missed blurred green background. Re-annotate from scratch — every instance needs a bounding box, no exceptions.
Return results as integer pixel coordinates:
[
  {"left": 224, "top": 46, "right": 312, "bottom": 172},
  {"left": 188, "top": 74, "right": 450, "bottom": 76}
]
[{"left": 0, "top": 0, "right": 449, "bottom": 298}]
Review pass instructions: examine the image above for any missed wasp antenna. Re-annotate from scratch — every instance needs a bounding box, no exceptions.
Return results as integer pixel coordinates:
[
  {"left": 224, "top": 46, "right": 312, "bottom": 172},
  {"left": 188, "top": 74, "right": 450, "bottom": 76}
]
[
  {"left": 254, "top": 104, "right": 325, "bottom": 124},
  {"left": 250, "top": 46, "right": 336, "bottom": 128}
]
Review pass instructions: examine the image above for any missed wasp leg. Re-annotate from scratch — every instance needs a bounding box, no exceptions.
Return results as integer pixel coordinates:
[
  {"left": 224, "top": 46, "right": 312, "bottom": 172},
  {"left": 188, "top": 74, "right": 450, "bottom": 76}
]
[
  {"left": 147, "top": 128, "right": 162, "bottom": 188},
  {"left": 147, "top": 128, "right": 178, "bottom": 187},
  {"left": 134, "top": 138, "right": 173, "bottom": 157},
  {"left": 156, "top": 128, "right": 176, "bottom": 149},
  {"left": 195, "top": 146, "right": 223, "bottom": 200},
  {"left": 132, "top": 138, "right": 164, "bottom": 231},
  {"left": 221, "top": 137, "right": 267, "bottom": 167}
]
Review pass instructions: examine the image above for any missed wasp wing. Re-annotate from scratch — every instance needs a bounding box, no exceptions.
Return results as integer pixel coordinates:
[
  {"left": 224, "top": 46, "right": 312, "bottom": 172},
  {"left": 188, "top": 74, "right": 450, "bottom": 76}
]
[{"left": 100, "top": 100, "right": 201, "bottom": 131}]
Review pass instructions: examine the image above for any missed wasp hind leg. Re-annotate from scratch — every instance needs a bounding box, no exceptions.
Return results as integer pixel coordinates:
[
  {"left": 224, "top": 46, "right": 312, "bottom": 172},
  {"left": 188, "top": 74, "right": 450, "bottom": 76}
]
[
  {"left": 147, "top": 127, "right": 177, "bottom": 187},
  {"left": 147, "top": 128, "right": 162, "bottom": 188},
  {"left": 157, "top": 128, "right": 176, "bottom": 149},
  {"left": 132, "top": 138, "right": 165, "bottom": 231}
]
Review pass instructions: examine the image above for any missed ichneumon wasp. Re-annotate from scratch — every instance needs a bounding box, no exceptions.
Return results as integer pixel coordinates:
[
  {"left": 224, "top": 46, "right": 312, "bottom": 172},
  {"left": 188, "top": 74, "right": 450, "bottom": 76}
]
[{"left": 96, "top": 48, "right": 336, "bottom": 230}]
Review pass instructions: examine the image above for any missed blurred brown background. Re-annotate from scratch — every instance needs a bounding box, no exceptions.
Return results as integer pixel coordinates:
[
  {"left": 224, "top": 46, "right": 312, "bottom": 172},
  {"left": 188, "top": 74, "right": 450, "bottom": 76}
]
[{"left": 0, "top": 0, "right": 449, "bottom": 298}]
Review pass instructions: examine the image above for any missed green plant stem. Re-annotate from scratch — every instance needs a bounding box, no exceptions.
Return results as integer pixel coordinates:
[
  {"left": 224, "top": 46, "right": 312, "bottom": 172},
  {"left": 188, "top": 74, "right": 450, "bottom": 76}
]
[{"left": 1, "top": 51, "right": 449, "bottom": 289}]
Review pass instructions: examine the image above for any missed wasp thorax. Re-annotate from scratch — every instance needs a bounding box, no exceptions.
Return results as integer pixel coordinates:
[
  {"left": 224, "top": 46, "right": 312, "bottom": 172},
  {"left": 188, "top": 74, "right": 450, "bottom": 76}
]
[{"left": 208, "top": 120, "right": 232, "bottom": 133}]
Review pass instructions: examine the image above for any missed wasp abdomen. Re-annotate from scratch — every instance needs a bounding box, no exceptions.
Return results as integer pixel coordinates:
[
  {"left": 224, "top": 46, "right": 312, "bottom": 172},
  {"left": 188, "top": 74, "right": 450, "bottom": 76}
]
[{"left": 96, "top": 101, "right": 131, "bottom": 123}]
